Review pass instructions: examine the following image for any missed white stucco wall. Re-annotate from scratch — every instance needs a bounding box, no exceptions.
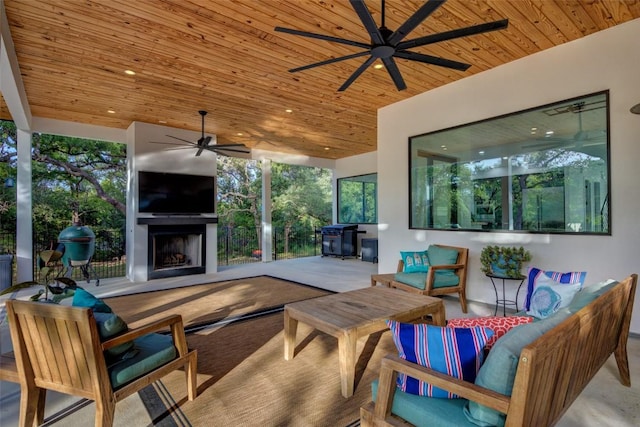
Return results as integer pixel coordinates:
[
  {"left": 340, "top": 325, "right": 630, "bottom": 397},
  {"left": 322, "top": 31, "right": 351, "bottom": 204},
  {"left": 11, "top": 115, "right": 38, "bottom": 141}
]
[
  {"left": 125, "top": 121, "right": 219, "bottom": 282},
  {"left": 377, "top": 19, "right": 640, "bottom": 333}
]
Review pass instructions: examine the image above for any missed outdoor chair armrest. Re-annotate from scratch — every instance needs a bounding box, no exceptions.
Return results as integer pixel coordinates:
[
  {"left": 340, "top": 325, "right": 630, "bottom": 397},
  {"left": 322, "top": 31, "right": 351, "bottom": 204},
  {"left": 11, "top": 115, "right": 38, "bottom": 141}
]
[
  {"left": 430, "top": 263, "right": 465, "bottom": 271},
  {"left": 373, "top": 354, "right": 511, "bottom": 421},
  {"left": 101, "top": 314, "right": 190, "bottom": 355}
]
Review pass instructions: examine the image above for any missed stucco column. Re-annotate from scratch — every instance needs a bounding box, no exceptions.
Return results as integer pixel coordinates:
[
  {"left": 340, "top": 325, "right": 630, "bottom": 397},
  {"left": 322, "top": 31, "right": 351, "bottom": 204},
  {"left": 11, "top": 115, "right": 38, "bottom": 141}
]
[
  {"left": 15, "top": 128, "right": 33, "bottom": 282},
  {"left": 261, "top": 158, "right": 272, "bottom": 262}
]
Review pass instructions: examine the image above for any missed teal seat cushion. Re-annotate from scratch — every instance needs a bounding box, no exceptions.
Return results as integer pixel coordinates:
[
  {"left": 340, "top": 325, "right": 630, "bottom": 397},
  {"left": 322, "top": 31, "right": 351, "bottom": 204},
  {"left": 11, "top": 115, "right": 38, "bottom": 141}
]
[
  {"left": 372, "top": 380, "right": 475, "bottom": 427},
  {"left": 427, "top": 245, "right": 459, "bottom": 275},
  {"left": 394, "top": 272, "right": 428, "bottom": 290},
  {"left": 394, "top": 272, "right": 460, "bottom": 290},
  {"left": 464, "top": 309, "right": 573, "bottom": 426},
  {"left": 108, "top": 333, "right": 177, "bottom": 390}
]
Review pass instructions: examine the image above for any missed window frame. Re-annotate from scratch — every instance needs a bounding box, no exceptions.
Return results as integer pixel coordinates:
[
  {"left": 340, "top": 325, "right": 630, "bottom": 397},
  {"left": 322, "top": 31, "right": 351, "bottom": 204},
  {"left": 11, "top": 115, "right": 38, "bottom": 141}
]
[
  {"left": 337, "top": 173, "right": 378, "bottom": 224},
  {"left": 408, "top": 91, "right": 611, "bottom": 235}
]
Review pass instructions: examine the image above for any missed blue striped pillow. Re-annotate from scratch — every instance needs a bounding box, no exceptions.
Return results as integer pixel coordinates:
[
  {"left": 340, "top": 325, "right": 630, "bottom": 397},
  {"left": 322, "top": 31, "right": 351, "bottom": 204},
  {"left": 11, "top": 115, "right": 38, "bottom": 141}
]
[
  {"left": 386, "top": 320, "right": 493, "bottom": 398},
  {"left": 524, "top": 267, "right": 587, "bottom": 310}
]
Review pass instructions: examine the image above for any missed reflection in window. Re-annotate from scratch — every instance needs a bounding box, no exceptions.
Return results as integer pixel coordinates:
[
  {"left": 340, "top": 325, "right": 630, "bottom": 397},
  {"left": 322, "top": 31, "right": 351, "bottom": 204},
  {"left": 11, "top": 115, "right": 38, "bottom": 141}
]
[
  {"left": 409, "top": 91, "right": 610, "bottom": 234},
  {"left": 338, "top": 173, "right": 377, "bottom": 224}
]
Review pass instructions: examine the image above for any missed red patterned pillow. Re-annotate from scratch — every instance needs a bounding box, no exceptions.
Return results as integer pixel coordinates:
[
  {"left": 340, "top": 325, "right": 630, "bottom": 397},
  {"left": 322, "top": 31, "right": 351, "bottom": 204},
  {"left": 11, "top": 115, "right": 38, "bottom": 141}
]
[{"left": 447, "top": 316, "right": 533, "bottom": 349}]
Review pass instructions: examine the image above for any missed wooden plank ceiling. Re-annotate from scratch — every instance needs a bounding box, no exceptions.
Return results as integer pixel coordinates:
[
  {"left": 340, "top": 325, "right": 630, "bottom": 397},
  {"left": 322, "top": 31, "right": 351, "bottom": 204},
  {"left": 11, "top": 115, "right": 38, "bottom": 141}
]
[{"left": 2, "top": 0, "right": 639, "bottom": 160}]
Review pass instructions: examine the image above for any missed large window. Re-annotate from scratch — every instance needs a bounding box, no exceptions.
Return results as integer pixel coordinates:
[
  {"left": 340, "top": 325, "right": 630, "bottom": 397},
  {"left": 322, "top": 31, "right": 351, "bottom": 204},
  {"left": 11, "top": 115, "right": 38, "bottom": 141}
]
[
  {"left": 409, "top": 91, "right": 610, "bottom": 234},
  {"left": 338, "top": 173, "right": 377, "bottom": 224}
]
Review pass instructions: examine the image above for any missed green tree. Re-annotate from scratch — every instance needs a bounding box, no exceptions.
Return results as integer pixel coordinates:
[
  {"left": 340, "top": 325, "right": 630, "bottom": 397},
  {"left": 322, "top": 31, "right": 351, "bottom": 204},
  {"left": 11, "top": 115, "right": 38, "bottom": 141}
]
[{"left": 0, "top": 120, "right": 126, "bottom": 235}]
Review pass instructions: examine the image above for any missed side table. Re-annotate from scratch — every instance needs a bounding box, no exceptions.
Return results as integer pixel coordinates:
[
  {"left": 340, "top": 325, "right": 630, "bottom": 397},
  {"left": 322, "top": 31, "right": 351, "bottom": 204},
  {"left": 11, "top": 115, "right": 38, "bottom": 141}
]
[{"left": 486, "top": 273, "right": 526, "bottom": 316}]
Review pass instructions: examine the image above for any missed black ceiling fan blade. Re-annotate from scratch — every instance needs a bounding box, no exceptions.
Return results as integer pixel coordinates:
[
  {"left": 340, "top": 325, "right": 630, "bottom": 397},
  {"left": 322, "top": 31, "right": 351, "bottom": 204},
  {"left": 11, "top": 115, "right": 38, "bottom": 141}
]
[
  {"left": 208, "top": 146, "right": 251, "bottom": 154},
  {"left": 149, "top": 141, "right": 196, "bottom": 147},
  {"left": 382, "top": 57, "right": 406, "bottom": 91},
  {"left": 338, "top": 56, "right": 376, "bottom": 92},
  {"left": 387, "top": 0, "right": 446, "bottom": 46},
  {"left": 289, "top": 51, "right": 371, "bottom": 73},
  {"left": 212, "top": 143, "right": 247, "bottom": 148},
  {"left": 274, "top": 26, "right": 369, "bottom": 49},
  {"left": 167, "top": 135, "right": 196, "bottom": 144},
  {"left": 350, "top": 0, "right": 385, "bottom": 45},
  {"left": 394, "top": 50, "right": 470, "bottom": 71},
  {"left": 397, "top": 19, "right": 509, "bottom": 50}
]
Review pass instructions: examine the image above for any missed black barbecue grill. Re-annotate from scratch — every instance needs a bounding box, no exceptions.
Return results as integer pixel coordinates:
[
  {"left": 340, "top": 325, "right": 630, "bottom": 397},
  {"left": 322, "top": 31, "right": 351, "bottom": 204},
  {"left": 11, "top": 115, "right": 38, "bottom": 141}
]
[{"left": 321, "top": 224, "right": 358, "bottom": 259}]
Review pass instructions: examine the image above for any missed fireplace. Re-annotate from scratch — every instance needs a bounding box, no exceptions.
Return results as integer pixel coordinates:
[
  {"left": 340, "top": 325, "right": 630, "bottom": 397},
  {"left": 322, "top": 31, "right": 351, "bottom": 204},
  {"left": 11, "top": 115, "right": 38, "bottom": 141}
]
[{"left": 147, "top": 224, "right": 206, "bottom": 279}]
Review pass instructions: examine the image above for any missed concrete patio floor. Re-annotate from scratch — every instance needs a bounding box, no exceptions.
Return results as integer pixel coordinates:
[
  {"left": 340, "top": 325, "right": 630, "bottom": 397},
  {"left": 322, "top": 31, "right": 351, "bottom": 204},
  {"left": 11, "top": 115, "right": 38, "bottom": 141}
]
[{"left": 1, "top": 256, "right": 638, "bottom": 426}]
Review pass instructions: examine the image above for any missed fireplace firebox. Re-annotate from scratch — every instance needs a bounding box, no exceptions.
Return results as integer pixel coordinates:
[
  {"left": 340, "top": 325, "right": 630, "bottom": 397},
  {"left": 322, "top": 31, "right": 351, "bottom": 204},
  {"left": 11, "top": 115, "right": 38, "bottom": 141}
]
[{"left": 148, "top": 224, "right": 206, "bottom": 279}]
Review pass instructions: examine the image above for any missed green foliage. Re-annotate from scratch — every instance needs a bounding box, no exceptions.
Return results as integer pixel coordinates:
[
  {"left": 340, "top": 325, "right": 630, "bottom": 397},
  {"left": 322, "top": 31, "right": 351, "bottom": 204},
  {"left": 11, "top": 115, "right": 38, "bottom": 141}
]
[
  {"left": 0, "top": 249, "right": 77, "bottom": 302},
  {"left": 1, "top": 119, "right": 126, "bottom": 234},
  {"left": 480, "top": 245, "right": 532, "bottom": 278}
]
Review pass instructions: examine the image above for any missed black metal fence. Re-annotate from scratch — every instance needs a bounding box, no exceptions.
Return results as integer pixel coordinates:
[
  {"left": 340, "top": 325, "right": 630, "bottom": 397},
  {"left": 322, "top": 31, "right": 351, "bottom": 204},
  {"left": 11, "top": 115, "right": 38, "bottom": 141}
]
[
  {"left": 217, "top": 225, "right": 321, "bottom": 265},
  {"left": 0, "top": 224, "right": 323, "bottom": 285}
]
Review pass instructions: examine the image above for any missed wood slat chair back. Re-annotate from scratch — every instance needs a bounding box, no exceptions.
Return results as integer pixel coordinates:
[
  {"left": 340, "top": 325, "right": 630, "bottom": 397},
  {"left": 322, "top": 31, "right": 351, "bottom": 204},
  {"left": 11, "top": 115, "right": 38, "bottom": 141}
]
[
  {"left": 6, "top": 300, "right": 197, "bottom": 427},
  {"left": 392, "top": 244, "right": 469, "bottom": 313}
]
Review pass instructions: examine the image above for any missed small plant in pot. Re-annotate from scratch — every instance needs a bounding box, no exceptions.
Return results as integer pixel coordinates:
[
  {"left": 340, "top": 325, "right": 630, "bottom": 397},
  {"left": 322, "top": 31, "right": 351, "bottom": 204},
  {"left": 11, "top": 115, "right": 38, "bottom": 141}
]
[
  {"left": 480, "top": 245, "right": 532, "bottom": 278},
  {"left": 0, "top": 249, "right": 77, "bottom": 302}
]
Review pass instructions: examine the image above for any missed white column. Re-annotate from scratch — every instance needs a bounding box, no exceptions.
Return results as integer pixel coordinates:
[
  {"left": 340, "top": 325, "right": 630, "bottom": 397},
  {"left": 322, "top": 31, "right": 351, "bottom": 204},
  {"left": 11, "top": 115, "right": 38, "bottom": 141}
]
[
  {"left": 15, "top": 129, "right": 33, "bottom": 282},
  {"left": 261, "top": 159, "right": 272, "bottom": 262}
]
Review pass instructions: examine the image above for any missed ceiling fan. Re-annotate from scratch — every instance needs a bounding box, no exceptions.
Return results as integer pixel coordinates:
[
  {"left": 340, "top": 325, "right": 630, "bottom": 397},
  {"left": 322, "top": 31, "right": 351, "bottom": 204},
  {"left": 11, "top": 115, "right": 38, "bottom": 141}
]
[
  {"left": 150, "top": 110, "right": 250, "bottom": 156},
  {"left": 274, "top": 0, "right": 508, "bottom": 91},
  {"left": 523, "top": 102, "right": 605, "bottom": 152}
]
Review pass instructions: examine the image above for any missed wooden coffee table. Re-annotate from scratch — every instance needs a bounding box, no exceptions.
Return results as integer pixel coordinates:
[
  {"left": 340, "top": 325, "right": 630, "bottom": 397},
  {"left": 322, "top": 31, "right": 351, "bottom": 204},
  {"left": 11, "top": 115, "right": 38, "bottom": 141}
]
[{"left": 283, "top": 286, "right": 445, "bottom": 398}]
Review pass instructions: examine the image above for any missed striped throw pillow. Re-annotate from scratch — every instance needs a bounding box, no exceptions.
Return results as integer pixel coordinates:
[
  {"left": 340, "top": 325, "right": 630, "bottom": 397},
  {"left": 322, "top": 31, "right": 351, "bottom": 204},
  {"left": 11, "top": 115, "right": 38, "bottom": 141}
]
[{"left": 386, "top": 320, "right": 493, "bottom": 398}]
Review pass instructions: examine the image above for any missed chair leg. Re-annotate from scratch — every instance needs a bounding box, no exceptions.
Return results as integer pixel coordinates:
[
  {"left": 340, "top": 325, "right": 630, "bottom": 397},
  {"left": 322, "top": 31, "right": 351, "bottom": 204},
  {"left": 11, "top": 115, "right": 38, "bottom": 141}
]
[
  {"left": 94, "top": 395, "right": 116, "bottom": 427},
  {"left": 459, "top": 290, "right": 468, "bottom": 314},
  {"left": 186, "top": 353, "right": 198, "bottom": 401},
  {"left": 19, "top": 384, "right": 43, "bottom": 427}
]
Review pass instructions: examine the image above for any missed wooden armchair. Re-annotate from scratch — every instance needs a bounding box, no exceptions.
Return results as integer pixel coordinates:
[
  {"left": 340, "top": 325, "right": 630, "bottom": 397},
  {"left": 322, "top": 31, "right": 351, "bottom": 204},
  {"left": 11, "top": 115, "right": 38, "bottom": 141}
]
[
  {"left": 391, "top": 244, "right": 469, "bottom": 313},
  {"left": 6, "top": 299, "right": 197, "bottom": 427}
]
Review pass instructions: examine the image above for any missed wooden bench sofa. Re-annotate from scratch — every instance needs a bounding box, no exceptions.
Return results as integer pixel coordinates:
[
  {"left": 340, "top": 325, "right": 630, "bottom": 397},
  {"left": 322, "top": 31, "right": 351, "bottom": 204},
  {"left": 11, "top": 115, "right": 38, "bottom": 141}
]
[{"left": 361, "top": 273, "right": 637, "bottom": 427}]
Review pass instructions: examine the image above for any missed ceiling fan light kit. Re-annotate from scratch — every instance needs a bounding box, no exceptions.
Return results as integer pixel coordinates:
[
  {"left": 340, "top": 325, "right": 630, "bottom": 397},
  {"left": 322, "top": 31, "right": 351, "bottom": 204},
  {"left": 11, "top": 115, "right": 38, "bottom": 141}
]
[{"left": 275, "top": 0, "right": 508, "bottom": 91}]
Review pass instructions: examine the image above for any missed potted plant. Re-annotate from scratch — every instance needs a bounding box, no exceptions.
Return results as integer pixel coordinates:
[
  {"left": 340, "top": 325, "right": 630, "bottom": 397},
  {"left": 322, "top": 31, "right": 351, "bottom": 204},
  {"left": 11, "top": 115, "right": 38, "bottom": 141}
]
[
  {"left": 480, "top": 245, "right": 532, "bottom": 278},
  {"left": 0, "top": 249, "right": 77, "bottom": 302}
]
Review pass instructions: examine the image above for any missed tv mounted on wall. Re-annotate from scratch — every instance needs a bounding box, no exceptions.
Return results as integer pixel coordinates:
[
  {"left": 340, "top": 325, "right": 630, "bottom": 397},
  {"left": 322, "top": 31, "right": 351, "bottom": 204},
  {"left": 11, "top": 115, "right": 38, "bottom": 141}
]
[{"left": 138, "top": 171, "right": 216, "bottom": 214}]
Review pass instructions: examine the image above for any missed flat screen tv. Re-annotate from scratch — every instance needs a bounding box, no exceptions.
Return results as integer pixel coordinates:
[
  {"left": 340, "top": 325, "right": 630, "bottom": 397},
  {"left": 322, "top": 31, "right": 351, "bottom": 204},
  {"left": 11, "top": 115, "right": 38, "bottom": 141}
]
[{"left": 138, "top": 171, "right": 216, "bottom": 214}]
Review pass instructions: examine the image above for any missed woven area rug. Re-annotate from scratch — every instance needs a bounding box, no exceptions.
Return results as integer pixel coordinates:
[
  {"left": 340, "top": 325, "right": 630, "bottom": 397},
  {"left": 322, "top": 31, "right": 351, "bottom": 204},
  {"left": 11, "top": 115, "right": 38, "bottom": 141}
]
[
  {"left": 104, "top": 275, "right": 331, "bottom": 331},
  {"left": 102, "top": 276, "right": 396, "bottom": 427}
]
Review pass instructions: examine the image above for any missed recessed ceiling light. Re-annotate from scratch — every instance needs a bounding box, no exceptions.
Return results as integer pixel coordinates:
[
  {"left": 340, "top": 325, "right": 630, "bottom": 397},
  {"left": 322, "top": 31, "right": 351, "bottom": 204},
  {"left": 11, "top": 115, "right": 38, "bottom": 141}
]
[
  {"left": 236, "top": 132, "right": 243, "bottom": 136},
  {"left": 373, "top": 63, "right": 383, "bottom": 70},
  {"left": 441, "top": 145, "right": 446, "bottom": 148},
  {"left": 546, "top": 130, "right": 554, "bottom": 135},
  {"left": 107, "top": 109, "right": 115, "bottom": 114},
  {"left": 324, "top": 147, "right": 330, "bottom": 151},
  {"left": 479, "top": 150, "right": 485, "bottom": 155},
  {"left": 124, "top": 70, "right": 136, "bottom": 75},
  {"left": 285, "top": 109, "right": 293, "bottom": 113}
]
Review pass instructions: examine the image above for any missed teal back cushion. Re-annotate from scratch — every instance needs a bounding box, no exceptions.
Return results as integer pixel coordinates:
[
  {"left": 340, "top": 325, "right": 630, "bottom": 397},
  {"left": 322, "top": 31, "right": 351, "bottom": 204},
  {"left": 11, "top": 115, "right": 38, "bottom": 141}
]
[
  {"left": 93, "top": 312, "right": 135, "bottom": 358},
  {"left": 72, "top": 288, "right": 113, "bottom": 313},
  {"left": 72, "top": 288, "right": 135, "bottom": 359},
  {"left": 427, "top": 245, "right": 459, "bottom": 275},
  {"left": 464, "top": 309, "right": 572, "bottom": 426}
]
